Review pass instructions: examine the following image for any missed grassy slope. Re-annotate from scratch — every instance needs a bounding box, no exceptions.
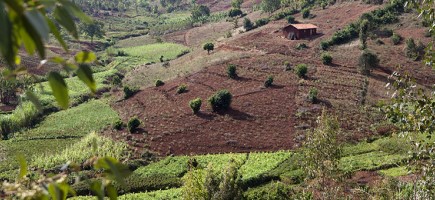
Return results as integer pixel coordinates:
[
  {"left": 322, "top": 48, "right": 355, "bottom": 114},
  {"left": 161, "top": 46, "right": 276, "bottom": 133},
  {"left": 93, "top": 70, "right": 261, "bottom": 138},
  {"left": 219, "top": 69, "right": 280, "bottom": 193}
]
[{"left": 0, "top": 100, "right": 119, "bottom": 174}]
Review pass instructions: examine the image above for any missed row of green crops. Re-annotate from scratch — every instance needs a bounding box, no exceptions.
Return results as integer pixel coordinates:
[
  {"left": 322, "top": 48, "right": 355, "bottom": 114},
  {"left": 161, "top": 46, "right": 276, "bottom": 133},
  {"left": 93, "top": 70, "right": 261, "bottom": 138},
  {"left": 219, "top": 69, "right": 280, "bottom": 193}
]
[{"left": 0, "top": 100, "right": 120, "bottom": 173}]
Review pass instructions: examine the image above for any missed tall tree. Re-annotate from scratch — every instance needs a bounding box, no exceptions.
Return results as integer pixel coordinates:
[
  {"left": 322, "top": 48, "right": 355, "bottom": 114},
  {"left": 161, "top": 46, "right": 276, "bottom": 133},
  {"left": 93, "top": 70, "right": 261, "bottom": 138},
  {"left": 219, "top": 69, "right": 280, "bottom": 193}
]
[{"left": 80, "top": 21, "right": 105, "bottom": 44}]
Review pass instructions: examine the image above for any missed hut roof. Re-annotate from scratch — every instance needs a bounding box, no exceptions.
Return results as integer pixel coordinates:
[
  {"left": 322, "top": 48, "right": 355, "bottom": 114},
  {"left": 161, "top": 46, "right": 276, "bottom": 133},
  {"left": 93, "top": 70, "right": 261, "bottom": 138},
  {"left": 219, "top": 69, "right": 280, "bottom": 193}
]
[{"left": 287, "top": 24, "right": 318, "bottom": 30}]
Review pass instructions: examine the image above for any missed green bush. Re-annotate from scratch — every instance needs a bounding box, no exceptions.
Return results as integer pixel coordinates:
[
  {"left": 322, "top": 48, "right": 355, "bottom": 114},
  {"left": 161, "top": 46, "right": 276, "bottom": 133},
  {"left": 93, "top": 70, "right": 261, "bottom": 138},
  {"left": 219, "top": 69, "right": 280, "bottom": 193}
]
[
  {"left": 358, "top": 50, "right": 379, "bottom": 75},
  {"left": 391, "top": 33, "right": 401, "bottom": 45},
  {"left": 124, "top": 86, "right": 139, "bottom": 99},
  {"left": 255, "top": 18, "right": 269, "bottom": 27},
  {"left": 295, "top": 64, "right": 308, "bottom": 78},
  {"left": 113, "top": 120, "right": 124, "bottom": 130},
  {"left": 203, "top": 43, "right": 214, "bottom": 54},
  {"left": 243, "top": 18, "right": 254, "bottom": 31},
  {"left": 286, "top": 15, "right": 295, "bottom": 24},
  {"left": 176, "top": 84, "right": 188, "bottom": 94},
  {"left": 128, "top": 117, "right": 141, "bottom": 133},
  {"left": 227, "top": 64, "right": 237, "bottom": 79},
  {"left": 271, "top": 9, "right": 297, "bottom": 20},
  {"left": 208, "top": 90, "right": 233, "bottom": 112},
  {"left": 320, "top": 41, "right": 330, "bottom": 50},
  {"left": 296, "top": 43, "right": 308, "bottom": 50},
  {"left": 321, "top": 53, "right": 333, "bottom": 65},
  {"left": 308, "top": 88, "right": 318, "bottom": 103},
  {"left": 228, "top": 8, "right": 243, "bottom": 17},
  {"left": 302, "top": 8, "right": 310, "bottom": 19},
  {"left": 405, "top": 38, "right": 425, "bottom": 60},
  {"left": 155, "top": 79, "right": 165, "bottom": 87},
  {"left": 264, "top": 76, "right": 274, "bottom": 88},
  {"left": 189, "top": 98, "right": 202, "bottom": 114},
  {"left": 330, "top": 23, "right": 359, "bottom": 45}
]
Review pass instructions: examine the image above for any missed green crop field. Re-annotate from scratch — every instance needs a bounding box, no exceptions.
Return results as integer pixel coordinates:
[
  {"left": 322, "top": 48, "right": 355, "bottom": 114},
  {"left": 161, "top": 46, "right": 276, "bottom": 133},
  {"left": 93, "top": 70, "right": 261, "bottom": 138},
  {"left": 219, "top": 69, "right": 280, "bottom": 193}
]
[{"left": 120, "top": 43, "right": 189, "bottom": 62}]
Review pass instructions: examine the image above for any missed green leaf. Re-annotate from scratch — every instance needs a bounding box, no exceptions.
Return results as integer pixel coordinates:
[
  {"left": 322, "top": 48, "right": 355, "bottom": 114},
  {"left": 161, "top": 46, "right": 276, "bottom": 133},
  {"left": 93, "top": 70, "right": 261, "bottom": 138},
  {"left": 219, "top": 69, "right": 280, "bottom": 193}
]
[
  {"left": 59, "top": 0, "right": 92, "bottom": 23},
  {"left": 90, "top": 181, "right": 105, "bottom": 200},
  {"left": 17, "top": 154, "right": 27, "bottom": 180},
  {"left": 48, "top": 183, "right": 70, "bottom": 200},
  {"left": 19, "top": 27, "right": 36, "bottom": 56},
  {"left": 21, "top": 16, "right": 46, "bottom": 59},
  {"left": 24, "top": 9, "right": 50, "bottom": 41},
  {"left": 46, "top": 16, "right": 68, "bottom": 51},
  {"left": 0, "top": 2, "right": 14, "bottom": 66},
  {"left": 76, "top": 64, "right": 96, "bottom": 93},
  {"left": 75, "top": 51, "right": 96, "bottom": 63},
  {"left": 95, "top": 157, "right": 131, "bottom": 186},
  {"left": 48, "top": 72, "right": 69, "bottom": 109},
  {"left": 25, "top": 91, "right": 43, "bottom": 112},
  {"left": 106, "top": 183, "right": 118, "bottom": 200},
  {"left": 53, "top": 5, "right": 78, "bottom": 39}
]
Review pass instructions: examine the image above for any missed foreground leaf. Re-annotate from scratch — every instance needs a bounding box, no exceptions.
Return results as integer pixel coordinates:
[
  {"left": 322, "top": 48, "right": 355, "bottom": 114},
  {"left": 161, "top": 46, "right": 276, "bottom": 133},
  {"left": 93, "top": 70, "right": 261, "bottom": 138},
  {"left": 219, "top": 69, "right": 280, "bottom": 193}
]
[{"left": 48, "top": 72, "right": 69, "bottom": 109}]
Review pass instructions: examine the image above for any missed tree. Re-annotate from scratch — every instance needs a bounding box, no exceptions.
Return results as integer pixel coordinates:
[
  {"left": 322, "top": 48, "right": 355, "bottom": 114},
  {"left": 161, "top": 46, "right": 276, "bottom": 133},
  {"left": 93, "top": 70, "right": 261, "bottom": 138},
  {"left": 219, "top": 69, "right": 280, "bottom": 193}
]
[
  {"left": 203, "top": 43, "right": 215, "bottom": 54},
  {"left": 231, "top": 0, "right": 243, "bottom": 9},
  {"left": 243, "top": 18, "right": 254, "bottom": 31},
  {"left": 359, "top": 19, "right": 369, "bottom": 49},
  {"left": 261, "top": 0, "right": 281, "bottom": 14},
  {"left": 80, "top": 21, "right": 105, "bottom": 44},
  {"left": 358, "top": 50, "right": 379, "bottom": 75},
  {"left": 191, "top": 4, "right": 210, "bottom": 21}
]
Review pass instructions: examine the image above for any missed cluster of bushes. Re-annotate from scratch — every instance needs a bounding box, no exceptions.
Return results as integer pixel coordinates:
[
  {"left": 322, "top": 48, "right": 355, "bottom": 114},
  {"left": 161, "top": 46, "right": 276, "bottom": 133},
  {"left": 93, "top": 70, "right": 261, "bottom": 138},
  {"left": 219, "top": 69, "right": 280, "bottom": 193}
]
[
  {"left": 228, "top": 8, "right": 243, "bottom": 17},
  {"left": 322, "top": 0, "right": 406, "bottom": 49},
  {"left": 405, "top": 38, "right": 425, "bottom": 60},
  {"left": 255, "top": 18, "right": 270, "bottom": 28},
  {"left": 0, "top": 102, "right": 40, "bottom": 140},
  {"left": 270, "top": 9, "right": 298, "bottom": 21}
]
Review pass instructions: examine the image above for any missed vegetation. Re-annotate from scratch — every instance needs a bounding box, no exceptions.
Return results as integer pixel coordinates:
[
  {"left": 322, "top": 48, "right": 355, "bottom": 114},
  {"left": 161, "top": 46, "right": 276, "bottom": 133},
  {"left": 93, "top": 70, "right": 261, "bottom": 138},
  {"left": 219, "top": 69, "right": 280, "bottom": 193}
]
[
  {"left": 359, "top": 19, "right": 369, "bottom": 49},
  {"left": 321, "top": 53, "right": 333, "bottom": 65},
  {"left": 302, "top": 8, "right": 310, "bottom": 19},
  {"left": 208, "top": 90, "right": 233, "bottom": 112},
  {"left": 191, "top": 4, "right": 211, "bottom": 22},
  {"left": 227, "top": 64, "right": 238, "bottom": 79},
  {"left": 203, "top": 43, "right": 215, "bottom": 54},
  {"left": 124, "top": 86, "right": 139, "bottom": 99},
  {"left": 295, "top": 64, "right": 308, "bottom": 78},
  {"left": 79, "top": 20, "right": 105, "bottom": 44},
  {"left": 405, "top": 38, "right": 425, "bottom": 60},
  {"left": 261, "top": 0, "right": 281, "bottom": 14},
  {"left": 358, "top": 50, "right": 379, "bottom": 75},
  {"left": 308, "top": 88, "right": 318, "bottom": 103},
  {"left": 127, "top": 116, "right": 141, "bottom": 133},
  {"left": 155, "top": 79, "right": 165, "bottom": 87},
  {"left": 177, "top": 84, "right": 188, "bottom": 94},
  {"left": 286, "top": 15, "right": 296, "bottom": 24},
  {"left": 391, "top": 33, "right": 401, "bottom": 45},
  {"left": 296, "top": 43, "right": 308, "bottom": 50},
  {"left": 243, "top": 18, "right": 254, "bottom": 31},
  {"left": 189, "top": 98, "right": 202, "bottom": 114},
  {"left": 255, "top": 18, "right": 270, "bottom": 28},
  {"left": 264, "top": 76, "right": 274, "bottom": 88}
]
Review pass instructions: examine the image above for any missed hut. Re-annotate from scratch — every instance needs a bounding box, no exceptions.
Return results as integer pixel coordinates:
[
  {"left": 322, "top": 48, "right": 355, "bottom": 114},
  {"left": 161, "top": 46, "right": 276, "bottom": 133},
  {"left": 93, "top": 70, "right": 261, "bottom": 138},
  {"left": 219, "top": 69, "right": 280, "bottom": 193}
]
[{"left": 283, "top": 24, "right": 318, "bottom": 40}]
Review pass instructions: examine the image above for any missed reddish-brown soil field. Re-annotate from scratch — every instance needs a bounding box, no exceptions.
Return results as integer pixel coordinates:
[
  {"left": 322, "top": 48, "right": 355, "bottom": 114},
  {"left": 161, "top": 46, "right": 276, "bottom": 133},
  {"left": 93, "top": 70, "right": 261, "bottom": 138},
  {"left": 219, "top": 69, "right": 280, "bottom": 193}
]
[{"left": 113, "top": 2, "right": 435, "bottom": 156}]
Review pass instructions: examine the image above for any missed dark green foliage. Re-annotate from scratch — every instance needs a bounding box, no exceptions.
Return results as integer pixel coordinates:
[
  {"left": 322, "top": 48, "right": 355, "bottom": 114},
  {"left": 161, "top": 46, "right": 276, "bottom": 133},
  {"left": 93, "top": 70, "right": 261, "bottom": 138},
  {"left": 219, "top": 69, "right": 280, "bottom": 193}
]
[
  {"left": 127, "top": 116, "right": 141, "bottom": 133},
  {"left": 359, "top": 19, "right": 369, "bottom": 49},
  {"left": 232, "top": 0, "right": 244, "bottom": 9},
  {"left": 295, "top": 64, "right": 308, "bottom": 78},
  {"left": 176, "top": 84, "right": 188, "bottom": 94},
  {"left": 308, "top": 88, "right": 318, "bottom": 103},
  {"left": 302, "top": 8, "right": 310, "bottom": 19},
  {"left": 123, "top": 86, "right": 139, "bottom": 99},
  {"left": 296, "top": 43, "right": 308, "bottom": 50},
  {"left": 79, "top": 21, "right": 105, "bottom": 44},
  {"left": 358, "top": 50, "right": 379, "bottom": 75},
  {"left": 191, "top": 5, "right": 210, "bottom": 21},
  {"left": 228, "top": 9, "right": 243, "bottom": 17},
  {"left": 321, "top": 53, "right": 333, "bottom": 65},
  {"left": 116, "top": 50, "right": 127, "bottom": 57},
  {"left": 261, "top": 0, "right": 281, "bottom": 14},
  {"left": 112, "top": 120, "right": 124, "bottom": 130},
  {"left": 155, "top": 79, "right": 164, "bottom": 87},
  {"left": 111, "top": 75, "right": 122, "bottom": 86},
  {"left": 255, "top": 18, "right": 270, "bottom": 28},
  {"left": 321, "top": 2, "right": 327, "bottom": 9},
  {"left": 189, "top": 98, "right": 202, "bottom": 114},
  {"left": 286, "top": 15, "right": 296, "bottom": 24},
  {"left": 271, "top": 9, "right": 297, "bottom": 20},
  {"left": 391, "top": 33, "right": 401, "bottom": 45},
  {"left": 227, "top": 64, "right": 238, "bottom": 79},
  {"left": 405, "top": 38, "right": 425, "bottom": 60},
  {"left": 320, "top": 41, "right": 330, "bottom": 50},
  {"left": 208, "top": 90, "right": 233, "bottom": 112},
  {"left": 203, "top": 43, "right": 214, "bottom": 54},
  {"left": 244, "top": 182, "right": 293, "bottom": 200},
  {"left": 264, "top": 76, "right": 274, "bottom": 88},
  {"left": 330, "top": 23, "right": 359, "bottom": 45},
  {"left": 243, "top": 18, "right": 254, "bottom": 31}
]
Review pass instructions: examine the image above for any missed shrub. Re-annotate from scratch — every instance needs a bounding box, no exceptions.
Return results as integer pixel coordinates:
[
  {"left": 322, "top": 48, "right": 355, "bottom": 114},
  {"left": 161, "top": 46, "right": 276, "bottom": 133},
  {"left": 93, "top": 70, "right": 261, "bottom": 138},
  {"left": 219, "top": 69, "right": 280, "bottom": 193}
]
[
  {"left": 330, "top": 23, "right": 359, "bottom": 45},
  {"left": 302, "top": 8, "right": 310, "bottom": 19},
  {"left": 284, "top": 61, "right": 291, "bottom": 71},
  {"left": 405, "top": 38, "right": 425, "bottom": 60},
  {"left": 155, "top": 79, "right": 164, "bottom": 87},
  {"left": 208, "top": 90, "right": 232, "bottom": 112},
  {"left": 264, "top": 76, "right": 274, "bottom": 88},
  {"left": 123, "top": 86, "right": 139, "bottom": 99},
  {"left": 320, "top": 41, "right": 330, "bottom": 50},
  {"left": 391, "top": 33, "right": 401, "bottom": 45},
  {"left": 127, "top": 117, "right": 141, "bottom": 133},
  {"left": 295, "top": 64, "right": 308, "bottom": 78},
  {"left": 321, "top": 2, "right": 327, "bottom": 9},
  {"left": 227, "top": 64, "right": 237, "bottom": 79},
  {"left": 255, "top": 18, "right": 269, "bottom": 27},
  {"left": 243, "top": 18, "right": 254, "bottom": 31},
  {"left": 286, "top": 15, "right": 296, "bottom": 24},
  {"left": 116, "top": 50, "right": 128, "bottom": 56},
  {"left": 308, "top": 88, "right": 318, "bottom": 103},
  {"left": 228, "top": 8, "right": 243, "bottom": 17},
  {"left": 358, "top": 50, "right": 379, "bottom": 75},
  {"left": 189, "top": 98, "right": 202, "bottom": 114},
  {"left": 321, "top": 53, "right": 333, "bottom": 65},
  {"left": 375, "top": 39, "right": 384, "bottom": 45},
  {"left": 296, "top": 43, "right": 308, "bottom": 50},
  {"left": 113, "top": 120, "right": 124, "bottom": 130},
  {"left": 177, "top": 84, "right": 188, "bottom": 94},
  {"left": 203, "top": 43, "right": 214, "bottom": 54}
]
